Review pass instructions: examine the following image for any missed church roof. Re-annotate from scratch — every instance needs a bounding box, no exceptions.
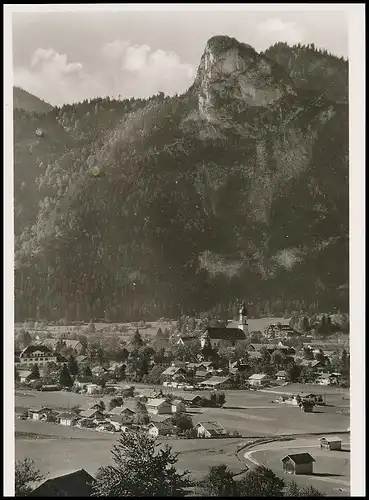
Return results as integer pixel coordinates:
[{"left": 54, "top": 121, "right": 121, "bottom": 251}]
[{"left": 202, "top": 328, "right": 246, "bottom": 341}]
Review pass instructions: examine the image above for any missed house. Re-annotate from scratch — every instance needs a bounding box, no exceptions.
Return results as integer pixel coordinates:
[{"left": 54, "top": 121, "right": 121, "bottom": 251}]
[
  {"left": 148, "top": 421, "right": 174, "bottom": 438},
  {"left": 265, "top": 324, "right": 298, "bottom": 340},
  {"left": 248, "top": 351, "right": 262, "bottom": 361},
  {"left": 171, "top": 399, "right": 186, "bottom": 413},
  {"left": 146, "top": 398, "right": 172, "bottom": 415},
  {"left": 161, "top": 365, "right": 187, "bottom": 381},
  {"left": 96, "top": 422, "right": 116, "bottom": 433},
  {"left": 174, "top": 393, "right": 203, "bottom": 407},
  {"left": 315, "top": 373, "right": 340, "bottom": 386},
  {"left": 200, "top": 327, "right": 247, "bottom": 349},
  {"left": 195, "top": 421, "right": 228, "bottom": 438},
  {"left": 63, "top": 340, "right": 83, "bottom": 353},
  {"left": 248, "top": 373, "right": 270, "bottom": 387},
  {"left": 300, "top": 360, "right": 324, "bottom": 371},
  {"left": 58, "top": 412, "right": 80, "bottom": 427},
  {"left": 197, "top": 361, "right": 215, "bottom": 372},
  {"left": 74, "top": 376, "right": 93, "bottom": 389},
  {"left": 194, "top": 370, "right": 210, "bottom": 381},
  {"left": 18, "top": 369, "right": 34, "bottom": 383},
  {"left": 86, "top": 384, "right": 102, "bottom": 395},
  {"left": 29, "top": 407, "right": 53, "bottom": 421},
  {"left": 40, "top": 338, "right": 59, "bottom": 350},
  {"left": 79, "top": 409, "right": 105, "bottom": 421},
  {"left": 275, "top": 370, "right": 289, "bottom": 382},
  {"left": 107, "top": 406, "right": 136, "bottom": 424},
  {"left": 28, "top": 469, "right": 94, "bottom": 497},
  {"left": 281, "top": 453, "right": 315, "bottom": 475},
  {"left": 199, "top": 376, "right": 232, "bottom": 390},
  {"left": 17, "top": 345, "right": 58, "bottom": 368},
  {"left": 320, "top": 436, "right": 342, "bottom": 451}
]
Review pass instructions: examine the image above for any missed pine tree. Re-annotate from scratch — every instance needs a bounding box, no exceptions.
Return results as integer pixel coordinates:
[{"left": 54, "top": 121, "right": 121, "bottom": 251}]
[
  {"left": 131, "top": 328, "right": 144, "bottom": 347},
  {"left": 30, "top": 364, "right": 40, "bottom": 380},
  {"left": 67, "top": 355, "right": 79, "bottom": 376},
  {"left": 92, "top": 431, "right": 191, "bottom": 496},
  {"left": 59, "top": 364, "right": 73, "bottom": 387}
]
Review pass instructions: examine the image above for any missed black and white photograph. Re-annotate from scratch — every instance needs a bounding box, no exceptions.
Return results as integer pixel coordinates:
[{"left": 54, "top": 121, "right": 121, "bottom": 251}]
[{"left": 4, "top": 3, "right": 365, "bottom": 497}]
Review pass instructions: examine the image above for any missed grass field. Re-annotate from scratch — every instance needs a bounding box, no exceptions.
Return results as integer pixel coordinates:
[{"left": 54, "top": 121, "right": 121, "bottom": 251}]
[{"left": 249, "top": 437, "right": 350, "bottom": 497}]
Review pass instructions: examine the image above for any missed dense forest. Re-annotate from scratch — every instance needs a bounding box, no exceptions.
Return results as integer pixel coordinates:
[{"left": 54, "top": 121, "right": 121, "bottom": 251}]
[{"left": 14, "top": 36, "right": 349, "bottom": 322}]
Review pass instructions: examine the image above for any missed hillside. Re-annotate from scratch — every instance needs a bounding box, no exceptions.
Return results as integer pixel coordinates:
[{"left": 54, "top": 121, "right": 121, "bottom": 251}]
[
  {"left": 13, "top": 87, "right": 53, "bottom": 114},
  {"left": 13, "top": 36, "right": 349, "bottom": 322}
]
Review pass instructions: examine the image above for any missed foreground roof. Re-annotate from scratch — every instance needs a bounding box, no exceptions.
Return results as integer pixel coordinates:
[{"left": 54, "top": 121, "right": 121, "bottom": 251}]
[
  {"left": 29, "top": 469, "right": 94, "bottom": 497},
  {"left": 282, "top": 453, "right": 315, "bottom": 464}
]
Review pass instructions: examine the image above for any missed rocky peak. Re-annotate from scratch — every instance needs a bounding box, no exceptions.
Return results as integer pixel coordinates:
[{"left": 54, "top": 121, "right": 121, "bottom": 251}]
[{"left": 193, "top": 35, "right": 295, "bottom": 121}]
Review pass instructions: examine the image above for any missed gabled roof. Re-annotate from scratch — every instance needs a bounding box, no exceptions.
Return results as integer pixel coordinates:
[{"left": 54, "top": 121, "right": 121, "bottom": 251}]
[
  {"left": 58, "top": 412, "right": 79, "bottom": 420},
  {"left": 146, "top": 398, "right": 170, "bottom": 407},
  {"left": 202, "top": 327, "right": 246, "bottom": 341},
  {"left": 109, "top": 405, "right": 136, "bottom": 415},
  {"left": 196, "top": 421, "right": 227, "bottom": 435},
  {"left": 64, "top": 339, "right": 82, "bottom": 348},
  {"left": 195, "top": 370, "right": 209, "bottom": 377},
  {"left": 29, "top": 469, "right": 94, "bottom": 497},
  {"left": 199, "top": 376, "right": 230, "bottom": 386},
  {"left": 281, "top": 453, "right": 315, "bottom": 465},
  {"left": 320, "top": 436, "right": 342, "bottom": 443},
  {"left": 18, "top": 369, "right": 32, "bottom": 378},
  {"left": 150, "top": 414, "right": 173, "bottom": 423},
  {"left": 275, "top": 370, "right": 288, "bottom": 377},
  {"left": 161, "top": 366, "right": 185, "bottom": 376},
  {"left": 249, "top": 373, "right": 268, "bottom": 380},
  {"left": 300, "top": 360, "right": 321, "bottom": 368},
  {"left": 172, "top": 399, "right": 185, "bottom": 405},
  {"left": 20, "top": 345, "right": 52, "bottom": 356},
  {"left": 79, "top": 409, "right": 104, "bottom": 419}
]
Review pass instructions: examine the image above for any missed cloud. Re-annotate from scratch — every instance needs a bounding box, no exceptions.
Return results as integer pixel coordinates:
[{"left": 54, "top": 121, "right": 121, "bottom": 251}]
[
  {"left": 257, "top": 18, "right": 305, "bottom": 49},
  {"left": 14, "top": 41, "right": 195, "bottom": 106}
]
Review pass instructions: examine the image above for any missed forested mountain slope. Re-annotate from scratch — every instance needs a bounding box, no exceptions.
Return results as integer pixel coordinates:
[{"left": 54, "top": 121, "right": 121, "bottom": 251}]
[{"left": 14, "top": 36, "right": 349, "bottom": 321}]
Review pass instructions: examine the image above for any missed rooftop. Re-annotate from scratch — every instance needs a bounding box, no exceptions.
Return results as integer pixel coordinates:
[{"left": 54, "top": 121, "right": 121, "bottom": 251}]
[
  {"left": 282, "top": 453, "right": 315, "bottom": 465},
  {"left": 202, "top": 327, "right": 246, "bottom": 341}
]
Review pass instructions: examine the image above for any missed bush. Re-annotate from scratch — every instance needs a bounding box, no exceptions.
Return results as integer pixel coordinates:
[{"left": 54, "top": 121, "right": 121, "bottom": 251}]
[{"left": 31, "top": 380, "right": 43, "bottom": 391}]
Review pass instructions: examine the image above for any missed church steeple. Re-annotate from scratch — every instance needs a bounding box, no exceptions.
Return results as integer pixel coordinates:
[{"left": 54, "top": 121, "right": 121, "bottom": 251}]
[{"left": 238, "top": 301, "right": 249, "bottom": 335}]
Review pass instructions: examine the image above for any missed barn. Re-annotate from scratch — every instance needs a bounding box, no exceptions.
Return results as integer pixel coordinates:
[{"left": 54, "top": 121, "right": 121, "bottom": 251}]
[
  {"left": 320, "top": 436, "right": 342, "bottom": 451},
  {"left": 281, "top": 453, "right": 315, "bottom": 475}
]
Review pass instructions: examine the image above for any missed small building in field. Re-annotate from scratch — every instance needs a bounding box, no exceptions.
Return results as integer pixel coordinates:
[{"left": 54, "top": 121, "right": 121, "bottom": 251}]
[
  {"left": 299, "top": 401, "right": 314, "bottom": 413},
  {"left": 146, "top": 398, "right": 172, "bottom": 415},
  {"left": 148, "top": 421, "right": 174, "bottom": 438},
  {"left": 174, "top": 393, "right": 203, "bottom": 407},
  {"left": 281, "top": 453, "right": 315, "bottom": 475},
  {"left": 195, "top": 421, "right": 228, "bottom": 438},
  {"left": 18, "top": 369, "right": 34, "bottom": 384},
  {"left": 320, "top": 436, "right": 342, "bottom": 451},
  {"left": 58, "top": 412, "right": 80, "bottom": 427},
  {"left": 86, "top": 383, "right": 102, "bottom": 395},
  {"left": 248, "top": 373, "right": 270, "bottom": 387},
  {"left": 171, "top": 399, "right": 186, "bottom": 414},
  {"left": 79, "top": 409, "right": 105, "bottom": 421},
  {"left": 28, "top": 469, "right": 94, "bottom": 497}
]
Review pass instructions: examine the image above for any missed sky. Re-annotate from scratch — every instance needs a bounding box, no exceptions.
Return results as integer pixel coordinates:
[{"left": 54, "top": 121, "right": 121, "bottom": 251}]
[{"left": 11, "top": 7, "right": 349, "bottom": 106}]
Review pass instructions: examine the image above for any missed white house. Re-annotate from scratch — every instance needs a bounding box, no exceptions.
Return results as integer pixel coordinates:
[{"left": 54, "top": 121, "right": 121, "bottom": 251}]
[
  {"left": 146, "top": 399, "right": 172, "bottom": 415},
  {"left": 248, "top": 373, "right": 270, "bottom": 387},
  {"left": 148, "top": 421, "right": 174, "bottom": 438},
  {"left": 59, "top": 412, "right": 79, "bottom": 427},
  {"left": 86, "top": 384, "right": 102, "bottom": 395},
  {"left": 171, "top": 400, "right": 186, "bottom": 414}
]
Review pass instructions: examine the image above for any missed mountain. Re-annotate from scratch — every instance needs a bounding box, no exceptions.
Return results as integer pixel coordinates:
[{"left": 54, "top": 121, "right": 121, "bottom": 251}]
[
  {"left": 13, "top": 36, "right": 349, "bottom": 322},
  {"left": 13, "top": 87, "right": 53, "bottom": 114}
]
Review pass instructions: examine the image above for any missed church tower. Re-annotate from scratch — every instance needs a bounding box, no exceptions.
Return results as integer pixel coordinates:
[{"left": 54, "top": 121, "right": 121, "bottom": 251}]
[{"left": 238, "top": 301, "right": 249, "bottom": 335}]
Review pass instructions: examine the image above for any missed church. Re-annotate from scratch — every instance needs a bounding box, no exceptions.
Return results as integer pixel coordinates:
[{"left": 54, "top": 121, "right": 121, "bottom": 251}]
[{"left": 200, "top": 302, "right": 249, "bottom": 349}]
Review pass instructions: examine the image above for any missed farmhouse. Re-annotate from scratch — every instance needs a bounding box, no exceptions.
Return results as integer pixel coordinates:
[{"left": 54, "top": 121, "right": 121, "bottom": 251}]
[
  {"left": 275, "top": 370, "right": 289, "bottom": 382},
  {"left": 28, "top": 469, "right": 95, "bottom": 497},
  {"left": 29, "top": 407, "right": 53, "bottom": 421},
  {"left": 161, "top": 365, "right": 187, "bottom": 381},
  {"left": 175, "top": 335, "right": 197, "bottom": 346},
  {"left": 248, "top": 373, "right": 270, "bottom": 387},
  {"left": 300, "top": 360, "right": 324, "bottom": 372},
  {"left": 195, "top": 421, "right": 228, "bottom": 438},
  {"left": 320, "top": 436, "right": 342, "bottom": 451},
  {"left": 315, "top": 373, "right": 340, "bottom": 386},
  {"left": 17, "top": 345, "right": 58, "bottom": 368},
  {"left": 107, "top": 406, "right": 136, "bottom": 424},
  {"left": 79, "top": 409, "right": 105, "bottom": 421},
  {"left": 146, "top": 398, "right": 172, "bottom": 415},
  {"left": 199, "top": 376, "right": 232, "bottom": 390},
  {"left": 174, "top": 393, "right": 202, "bottom": 407},
  {"left": 18, "top": 369, "right": 34, "bottom": 383},
  {"left": 200, "top": 327, "right": 247, "bottom": 349},
  {"left": 148, "top": 421, "right": 174, "bottom": 438},
  {"left": 171, "top": 399, "right": 186, "bottom": 413},
  {"left": 265, "top": 324, "right": 298, "bottom": 340},
  {"left": 58, "top": 412, "right": 80, "bottom": 427},
  {"left": 86, "top": 384, "right": 102, "bottom": 395},
  {"left": 150, "top": 414, "right": 173, "bottom": 424}
]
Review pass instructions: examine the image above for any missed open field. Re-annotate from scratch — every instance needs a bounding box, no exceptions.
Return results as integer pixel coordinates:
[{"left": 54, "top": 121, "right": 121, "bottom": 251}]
[{"left": 245, "top": 436, "right": 350, "bottom": 497}]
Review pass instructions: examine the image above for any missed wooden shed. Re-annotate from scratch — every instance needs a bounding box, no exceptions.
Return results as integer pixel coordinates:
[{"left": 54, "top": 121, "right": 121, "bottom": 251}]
[
  {"left": 281, "top": 453, "right": 315, "bottom": 475},
  {"left": 320, "top": 436, "right": 342, "bottom": 451}
]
